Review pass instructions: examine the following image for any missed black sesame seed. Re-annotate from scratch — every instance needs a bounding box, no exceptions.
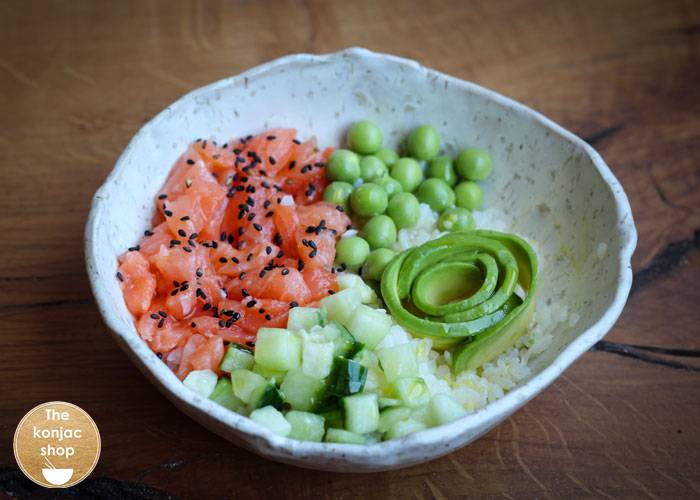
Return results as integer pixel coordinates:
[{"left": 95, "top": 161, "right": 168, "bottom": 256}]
[
  {"left": 225, "top": 318, "right": 234, "bottom": 327},
  {"left": 265, "top": 246, "right": 272, "bottom": 255},
  {"left": 128, "top": 245, "right": 140, "bottom": 252},
  {"left": 297, "top": 259, "right": 304, "bottom": 271},
  {"left": 150, "top": 313, "right": 160, "bottom": 320},
  {"left": 116, "top": 271, "right": 124, "bottom": 282},
  {"left": 288, "top": 161, "right": 296, "bottom": 170},
  {"left": 170, "top": 240, "right": 181, "bottom": 245},
  {"left": 219, "top": 320, "right": 226, "bottom": 328},
  {"left": 164, "top": 210, "right": 173, "bottom": 217},
  {"left": 170, "top": 289, "right": 178, "bottom": 296},
  {"left": 266, "top": 135, "right": 276, "bottom": 140},
  {"left": 246, "top": 341, "right": 256, "bottom": 347},
  {"left": 187, "top": 159, "right": 195, "bottom": 165},
  {"left": 265, "top": 314, "right": 272, "bottom": 320},
  {"left": 158, "top": 194, "right": 168, "bottom": 200},
  {"left": 190, "top": 322, "right": 197, "bottom": 328},
  {"left": 203, "top": 303, "right": 212, "bottom": 311},
  {"left": 239, "top": 272, "right": 246, "bottom": 279},
  {"left": 289, "top": 301, "right": 298, "bottom": 308},
  {"left": 178, "top": 229, "right": 186, "bottom": 237},
  {"left": 277, "top": 250, "right": 284, "bottom": 258},
  {"left": 269, "top": 156, "right": 276, "bottom": 165},
  {"left": 309, "top": 249, "right": 317, "bottom": 258},
  {"left": 328, "top": 289, "right": 335, "bottom": 295},
  {"left": 158, "top": 318, "right": 165, "bottom": 328},
  {"left": 246, "top": 300, "right": 257, "bottom": 308},
  {"left": 281, "top": 268, "right": 289, "bottom": 276},
  {"left": 259, "top": 270, "right": 266, "bottom": 278},
  {"left": 196, "top": 268, "right": 203, "bottom": 277},
  {"left": 253, "top": 223, "right": 263, "bottom": 232},
  {"left": 144, "top": 229, "right": 154, "bottom": 236},
  {"left": 183, "top": 246, "right": 192, "bottom": 253}
]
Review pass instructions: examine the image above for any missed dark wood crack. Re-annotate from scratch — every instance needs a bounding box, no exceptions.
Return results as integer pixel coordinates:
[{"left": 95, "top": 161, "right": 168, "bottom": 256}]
[
  {"left": 631, "top": 230, "right": 700, "bottom": 295},
  {"left": 0, "top": 465, "right": 178, "bottom": 500},
  {"left": 591, "top": 341, "right": 700, "bottom": 372},
  {"left": 582, "top": 123, "right": 624, "bottom": 146}
]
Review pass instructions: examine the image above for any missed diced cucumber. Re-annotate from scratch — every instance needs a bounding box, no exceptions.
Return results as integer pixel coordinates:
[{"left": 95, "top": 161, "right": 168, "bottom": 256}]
[
  {"left": 318, "top": 408, "right": 343, "bottom": 429},
  {"left": 353, "top": 347, "right": 378, "bottom": 368},
  {"left": 287, "top": 307, "right": 326, "bottom": 331},
  {"left": 280, "top": 370, "right": 325, "bottom": 411},
  {"left": 385, "top": 418, "right": 427, "bottom": 440},
  {"left": 392, "top": 377, "right": 430, "bottom": 408},
  {"left": 427, "top": 394, "right": 468, "bottom": 426},
  {"left": 286, "top": 411, "right": 326, "bottom": 442},
  {"left": 254, "top": 328, "right": 301, "bottom": 371},
  {"left": 346, "top": 305, "right": 391, "bottom": 349},
  {"left": 323, "top": 321, "right": 361, "bottom": 357},
  {"left": 377, "top": 343, "right": 418, "bottom": 382},
  {"left": 219, "top": 344, "right": 254, "bottom": 372},
  {"left": 320, "top": 287, "right": 362, "bottom": 326},
  {"left": 249, "top": 406, "right": 291, "bottom": 437},
  {"left": 209, "top": 378, "right": 246, "bottom": 413},
  {"left": 378, "top": 397, "right": 402, "bottom": 410},
  {"left": 343, "top": 393, "right": 380, "bottom": 434},
  {"left": 302, "top": 341, "right": 335, "bottom": 379},
  {"left": 336, "top": 273, "right": 377, "bottom": 304},
  {"left": 378, "top": 407, "right": 412, "bottom": 433},
  {"left": 231, "top": 369, "right": 267, "bottom": 405},
  {"left": 324, "top": 428, "right": 367, "bottom": 445},
  {"left": 252, "top": 363, "right": 287, "bottom": 384},
  {"left": 183, "top": 369, "right": 218, "bottom": 398},
  {"left": 329, "top": 357, "right": 367, "bottom": 396},
  {"left": 250, "top": 382, "right": 284, "bottom": 410}
]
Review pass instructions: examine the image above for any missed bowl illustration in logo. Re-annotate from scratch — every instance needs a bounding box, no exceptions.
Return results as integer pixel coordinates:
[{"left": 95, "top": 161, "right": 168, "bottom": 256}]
[{"left": 41, "top": 468, "right": 73, "bottom": 486}]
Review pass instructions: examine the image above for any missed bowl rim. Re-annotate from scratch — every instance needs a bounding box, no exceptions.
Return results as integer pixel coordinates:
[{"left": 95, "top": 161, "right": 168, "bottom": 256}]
[{"left": 85, "top": 47, "right": 637, "bottom": 462}]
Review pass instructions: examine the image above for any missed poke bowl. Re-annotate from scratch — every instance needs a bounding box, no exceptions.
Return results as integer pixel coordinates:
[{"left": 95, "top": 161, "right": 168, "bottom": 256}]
[{"left": 85, "top": 47, "right": 636, "bottom": 472}]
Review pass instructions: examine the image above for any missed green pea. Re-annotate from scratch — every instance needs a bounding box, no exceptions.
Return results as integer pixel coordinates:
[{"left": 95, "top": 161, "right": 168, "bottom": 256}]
[
  {"left": 327, "top": 149, "right": 361, "bottom": 183},
  {"left": 376, "top": 176, "right": 403, "bottom": 198},
  {"left": 363, "top": 248, "right": 396, "bottom": 281},
  {"left": 454, "top": 181, "right": 484, "bottom": 210},
  {"left": 362, "top": 215, "right": 397, "bottom": 249},
  {"left": 350, "top": 182, "right": 388, "bottom": 217},
  {"left": 407, "top": 125, "right": 440, "bottom": 161},
  {"left": 417, "top": 178, "right": 455, "bottom": 213},
  {"left": 347, "top": 120, "right": 383, "bottom": 154},
  {"left": 390, "top": 158, "right": 423, "bottom": 193},
  {"left": 376, "top": 148, "right": 399, "bottom": 167},
  {"left": 323, "top": 181, "right": 354, "bottom": 211},
  {"left": 335, "top": 236, "right": 370, "bottom": 269},
  {"left": 437, "top": 207, "right": 475, "bottom": 232},
  {"left": 359, "top": 155, "right": 387, "bottom": 182},
  {"left": 427, "top": 155, "right": 457, "bottom": 187},
  {"left": 387, "top": 192, "right": 420, "bottom": 229},
  {"left": 455, "top": 147, "right": 492, "bottom": 180}
]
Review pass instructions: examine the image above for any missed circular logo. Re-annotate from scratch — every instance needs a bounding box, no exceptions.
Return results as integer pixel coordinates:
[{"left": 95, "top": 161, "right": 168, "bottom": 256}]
[{"left": 13, "top": 402, "right": 101, "bottom": 488}]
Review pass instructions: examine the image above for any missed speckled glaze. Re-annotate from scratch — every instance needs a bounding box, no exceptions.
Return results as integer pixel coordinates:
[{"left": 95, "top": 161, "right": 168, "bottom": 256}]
[{"left": 85, "top": 48, "right": 636, "bottom": 472}]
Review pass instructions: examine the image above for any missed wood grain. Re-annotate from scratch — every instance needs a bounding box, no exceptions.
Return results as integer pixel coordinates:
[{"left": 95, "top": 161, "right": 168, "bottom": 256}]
[{"left": 1, "top": 0, "right": 699, "bottom": 498}]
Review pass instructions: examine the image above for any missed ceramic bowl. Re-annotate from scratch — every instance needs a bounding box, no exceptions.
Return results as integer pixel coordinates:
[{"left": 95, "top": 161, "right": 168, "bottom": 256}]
[{"left": 85, "top": 48, "right": 636, "bottom": 472}]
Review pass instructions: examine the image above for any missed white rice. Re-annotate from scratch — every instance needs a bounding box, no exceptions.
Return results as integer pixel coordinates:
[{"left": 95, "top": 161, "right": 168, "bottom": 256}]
[{"left": 370, "top": 204, "right": 576, "bottom": 414}]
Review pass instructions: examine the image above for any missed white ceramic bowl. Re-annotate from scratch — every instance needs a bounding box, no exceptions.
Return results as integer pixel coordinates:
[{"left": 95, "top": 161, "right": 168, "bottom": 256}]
[{"left": 85, "top": 48, "right": 636, "bottom": 472}]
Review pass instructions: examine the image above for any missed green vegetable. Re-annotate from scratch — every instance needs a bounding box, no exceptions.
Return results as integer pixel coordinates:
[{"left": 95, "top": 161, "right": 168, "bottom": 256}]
[
  {"left": 360, "top": 155, "right": 387, "bottom": 181},
  {"left": 384, "top": 418, "right": 426, "bottom": 440},
  {"left": 324, "top": 320, "right": 362, "bottom": 357},
  {"left": 454, "top": 181, "right": 483, "bottom": 210},
  {"left": 209, "top": 378, "right": 246, "bottom": 412},
  {"left": 287, "top": 307, "right": 326, "bottom": 332},
  {"left": 362, "top": 214, "right": 397, "bottom": 249},
  {"left": 427, "top": 155, "right": 458, "bottom": 186},
  {"left": 280, "top": 370, "right": 325, "bottom": 411},
  {"left": 350, "top": 182, "right": 388, "bottom": 216},
  {"left": 302, "top": 341, "right": 335, "bottom": 379},
  {"left": 343, "top": 393, "right": 380, "bottom": 433},
  {"left": 387, "top": 192, "right": 420, "bottom": 229},
  {"left": 437, "top": 207, "right": 475, "bottom": 232},
  {"left": 327, "top": 149, "right": 361, "bottom": 183},
  {"left": 219, "top": 344, "right": 254, "bottom": 372},
  {"left": 346, "top": 304, "right": 392, "bottom": 350},
  {"left": 363, "top": 248, "right": 396, "bottom": 281},
  {"left": 390, "top": 158, "right": 423, "bottom": 192},
  {"left": 456, "top": 148, "right": 492, "bottom": 181},
  {"left": 376, "top": 148, "right": 399, "bottom": 167},
  {"left": 249, "top": 382, "right": 284, "bottom": 410},
  {"left": 335, "top": 236, "right": 370, "bottom": 269},
  {"left": 325, "top": 428, "right": 367, "bottom": 444},
  {"left": 347, "top": 120, "right": 383, "bottom": 154},
  {"left": 392, "top": 377, "right": 430, "bottom": 408},
  {"left": 378, "top": 407, "right": 412, "bottom": 433},
  {"left": 183, "top": 369, "right": 217, "bottom": 398},
  {"left": 379, "top": 230, "right": 538, "bottom": 371},
  {"left": 254, "top": 328, "right": 301, "bottom": 371},
  {"left": 377, "top": 343, "right": 418, "bottom": 382},
  {"left": 286, "top": 411, "right": 326, "bottom": 442},
  {"left": 416, "top": 178, "right": 455, "bottom": 213},
  {"left": 328, "top": 357, "right": 368, "bottom": 396},
  {"left": 231, "top": 369, "right": 267, "bottom": 404},
  {"left": 323, "top": 181, "right": 354, "bottom": 212},
  {"left": 376, "top": 176, "right": 403, "bottom": 198},
  {"left": 320, "top": 287, "right": 362, "bottom": 325},
  {"left": 426, "top": 394, "right": 467, "bottom": 426},
  {"left": 249, "top": 406, "right": 291, "bottom": 436},
  {"left": 407, "top": 125, "right": 440, "bottom": 161}
]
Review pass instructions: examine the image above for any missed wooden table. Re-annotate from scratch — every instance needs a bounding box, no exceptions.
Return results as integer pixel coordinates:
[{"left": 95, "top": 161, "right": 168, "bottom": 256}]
[{"left": 1, "top": 1, "right": 699, "bottom": 498}]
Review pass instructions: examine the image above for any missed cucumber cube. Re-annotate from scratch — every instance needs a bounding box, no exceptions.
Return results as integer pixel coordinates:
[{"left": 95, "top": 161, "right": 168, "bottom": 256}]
[
  {"left": 329, "top": 357, "right": 367, "bottom": 396},
  {"left": 346, "top": 305, "right": 391, "bottom": 349},
  {"left": 324, "top": 428, "right": 367, "bottom": 445},
  {"left": 353, "top": 348, "right": 378, "bottom": 369},
  {"left": 323, "top": 321, "right": 360, "bottom": 357},
  {"left": 209, "top": 378, "right": 246, "bottom": 413},
  {"left": 377, "top": 343, "right": 418, "bottom": 382},
  {"left": 280, "top": 370, "right": 326, "bottom": 411},
  {"left": 378, "top": 397, "right": 402, "bottom": 410},
  {"left": 343, "top": 393, "right": 379, "bottom": 434},
  {"left": 287, "top": 307, "right": 326, "bottom": 331},
  {"left": 252, "top": 363, "right": 287, "bottom": 384},
  {"left": 385, "top": 418, "right": 427, "bottom": 440},
  {"left": 427, "top": 394, "right": 467, "bottom": 426},
  {"left": 231, "top": 369, "right": 267, "bottom": 405},
  {"left": 219, "top": 345, "right": 254, "bottom": 372},
  {"left": 318, "top": 408, "right": 343, "bottom": 429},
  {"left": 183, "top": 369, "right": 218, "bottom": 398},
  {"left": 250, "top": 383, "right": 284, "bottom": 410},
  {"left": 286, "top": 411, "right": 326, "bottom": 442},
  {"left": 249, "top": 406, "right": 291, "bottom": 437},
  {"left": 320, "top": 287, "right": 362, "bottom": 326},
  {"left": 392, "top": 377, "right": 430, "bottom": 408},
  {"left": 378, "top": 407, "right": 412, "bottom": 433},
  {"left": 254, "top": 328, "right": 301, "bottom": 371},
  {"left": 336, "top": 273, "right": 377, "bottom": 304},
  {"left": 302, "top": 341, "right": 334, "bottom": 379}
]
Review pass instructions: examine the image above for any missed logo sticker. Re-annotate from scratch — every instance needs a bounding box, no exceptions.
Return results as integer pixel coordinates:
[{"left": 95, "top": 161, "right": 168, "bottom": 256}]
[{"left": 13, "top": 401, "right": 101, "bottom": 488}]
